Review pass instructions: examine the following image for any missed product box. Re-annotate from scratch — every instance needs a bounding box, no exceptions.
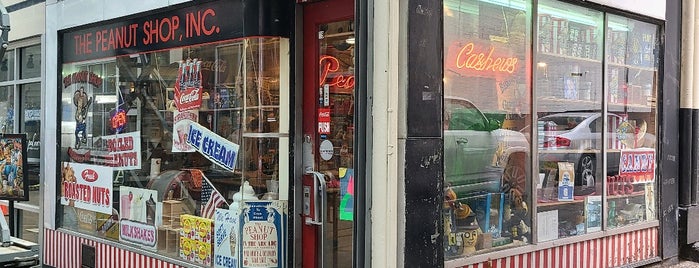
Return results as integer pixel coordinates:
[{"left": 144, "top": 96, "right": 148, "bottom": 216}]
[
  {"left": 181, "top": 215, "right": 196, "bottom": 240},
  {"left": 458, "top": 192, "right": 504, "bottom": 236},
  {"left": 196, "top": 217, "right": 214, "bottom": 244},
  {"left": 195, "top": 240, "right": 213, "bottom": 266},
  {"left": 180, "top": 237, "right": 195, "bottom": 261},
  {"left": 180, "top": 214, "right": 214, "bottom": 243},
  {"left": 557, "top": 162, "right": 575, "bottom": 201}
]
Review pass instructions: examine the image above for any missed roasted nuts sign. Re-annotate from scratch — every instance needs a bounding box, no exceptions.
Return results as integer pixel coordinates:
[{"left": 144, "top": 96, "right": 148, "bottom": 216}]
[{"left": 60, "top": 162, "right": 113, "bottom": 214}]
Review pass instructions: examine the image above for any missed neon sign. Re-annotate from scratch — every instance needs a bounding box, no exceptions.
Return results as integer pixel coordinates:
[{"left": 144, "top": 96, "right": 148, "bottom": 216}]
[
  {"left": 454, "top": 42, "right": 518, "bottom": 74},
  {"left": 445, "top": 41, "right": 520, "bottom": 79},
  {"left": 111, "top": 109, "right": 127, "bottom": 133},
  {"left": 319, "top": 55, "right": 355, "bottom": 89}
]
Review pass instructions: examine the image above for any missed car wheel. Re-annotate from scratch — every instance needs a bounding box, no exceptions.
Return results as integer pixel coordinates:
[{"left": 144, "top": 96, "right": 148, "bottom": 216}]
[
  {"left": 502, "top": 154, "right": 526, "bottom": 202},
  {"left": 578, "top": 154, "right": 596, "bottom": 187}
]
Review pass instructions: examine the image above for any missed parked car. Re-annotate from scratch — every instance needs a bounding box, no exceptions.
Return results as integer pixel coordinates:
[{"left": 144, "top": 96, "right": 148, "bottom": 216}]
[{"left": 444, "top": 97, "right": 529, "bottom": 199}]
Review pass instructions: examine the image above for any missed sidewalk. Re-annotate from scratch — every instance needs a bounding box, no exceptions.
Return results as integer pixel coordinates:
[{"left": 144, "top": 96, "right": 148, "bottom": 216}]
[{"left": 642, "top": 261, "right": 699, "bottom": 268}]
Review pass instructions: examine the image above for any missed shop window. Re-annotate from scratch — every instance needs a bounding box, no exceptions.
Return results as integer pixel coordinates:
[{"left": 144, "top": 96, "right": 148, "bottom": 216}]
[
  {"left": 536, "top": 0, "right": 605, "bottom": 242},
  {"left": 443, "top": 0, "right": 532, "bottom": 258},
  {"left": 0, "top": 85, "right": 12, "bottom": 134},
  {"left": 20, "top": 45, "right": 40, "bottom": 80},
  {"left": 604, "top": 15, "right": 658, "bottom": 228},
  {"left": 444, "top": 0, "right": 660, "bottom": 261},
  {"left": 0, "top": 50, "right": 14, "bottom": 82},
  {"left": 20, "top": 83, "right": 40, "bottom": 192},
  {"left": 58, "top": 37, "right": 289, "bottom": 264}
]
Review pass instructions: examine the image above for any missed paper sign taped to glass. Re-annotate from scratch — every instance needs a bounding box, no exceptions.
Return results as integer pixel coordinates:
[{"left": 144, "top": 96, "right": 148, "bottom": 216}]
[
  {"left": 339, "top": 168, "right": 354, "bottom": 221},
  {"left": 183, "top": 120, "right": 240, "bottom": 171}
]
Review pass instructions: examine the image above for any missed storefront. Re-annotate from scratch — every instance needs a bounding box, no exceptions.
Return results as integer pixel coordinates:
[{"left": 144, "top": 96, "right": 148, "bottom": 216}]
[
  {"left": 40, "top": 0, "right": 679, "bottom": 267},
  {"left": 405, "top": 0, "right": 678, "bottom": 267},
  {"left": 41, "top": 0, "right": 378, "bottom": 267}
]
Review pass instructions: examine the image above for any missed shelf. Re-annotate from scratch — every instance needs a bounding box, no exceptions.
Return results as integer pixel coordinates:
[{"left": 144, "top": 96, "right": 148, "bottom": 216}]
[
  {"left": 537, "top": 96, "right": 653, "bottom": 113},
  {"left": 539, "top": 52, "right": 601, "bottom": 64},
  {"left": 608, "top": 191, "right": 645, "bottom": 199},
  {"left": 608, "top": 62, "right": 656, "bottom": 72},
  {"left": 537, "top": 197, "right": 585, "bottom": 208}
]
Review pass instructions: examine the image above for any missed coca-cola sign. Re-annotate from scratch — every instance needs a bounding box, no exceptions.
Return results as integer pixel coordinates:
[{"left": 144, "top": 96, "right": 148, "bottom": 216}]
[{"left": 174, "top": 59, "right": 203, "bottom": 111}]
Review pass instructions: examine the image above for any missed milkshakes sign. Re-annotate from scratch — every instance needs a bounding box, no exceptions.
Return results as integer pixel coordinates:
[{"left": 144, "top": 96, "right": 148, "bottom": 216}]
[
  {"left": 60, "top": 162, "right": 113, "bottom": 214},
  {"left": 184, "top": 120, "right": 239, "bottom": 171}
]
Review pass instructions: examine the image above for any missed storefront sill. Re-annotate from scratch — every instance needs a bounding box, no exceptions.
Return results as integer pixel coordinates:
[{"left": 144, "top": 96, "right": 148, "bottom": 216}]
[
  {"left": 615, "top": 256, "right": 662, "bottom": 268},
  {"left": 445, "top": 221, "right": 660, "bottom": 268},
  {"left": 54, "top": 228, "right": 207, "bottom": 268}
]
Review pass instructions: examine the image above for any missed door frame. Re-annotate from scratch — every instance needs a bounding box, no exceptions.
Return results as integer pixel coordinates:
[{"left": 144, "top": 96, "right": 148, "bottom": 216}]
[{"left": 296, "top": 0, "right": 365, "bottom": 267}]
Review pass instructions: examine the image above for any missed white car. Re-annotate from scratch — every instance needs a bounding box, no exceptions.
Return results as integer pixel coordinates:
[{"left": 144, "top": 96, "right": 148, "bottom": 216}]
[{"left": 538, "top": 112, "right": 655, "bottom": 188}]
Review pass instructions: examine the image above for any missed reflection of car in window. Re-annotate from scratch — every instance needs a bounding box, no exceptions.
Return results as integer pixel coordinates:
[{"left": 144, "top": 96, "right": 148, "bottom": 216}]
[
  {"left": 537, "top": 112, "right": 656, "bottom": 189},
  {"left": 443, "top": 96, "right": 529, "bottom": 199}
]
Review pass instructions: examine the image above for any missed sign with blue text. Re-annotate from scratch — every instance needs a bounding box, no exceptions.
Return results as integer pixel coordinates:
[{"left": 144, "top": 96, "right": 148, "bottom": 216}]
[{"left": 184, "top": 120, "right": 239, "bottom": 171}]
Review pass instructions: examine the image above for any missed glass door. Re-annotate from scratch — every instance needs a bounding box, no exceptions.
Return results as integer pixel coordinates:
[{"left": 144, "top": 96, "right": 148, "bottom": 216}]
[{"left": 301, "top": 0, "right": 355, "bottom": 267}]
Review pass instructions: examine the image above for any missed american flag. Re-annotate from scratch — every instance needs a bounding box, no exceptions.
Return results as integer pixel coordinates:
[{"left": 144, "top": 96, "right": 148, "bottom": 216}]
[{"left": 200, "top": 174, "right": 226, "bottom": 218}]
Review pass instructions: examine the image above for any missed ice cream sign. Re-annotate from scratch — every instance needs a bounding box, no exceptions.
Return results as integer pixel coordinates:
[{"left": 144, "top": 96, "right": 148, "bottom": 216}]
[{"left": 185, "top": 120, "right": 239, "bottom": 171}]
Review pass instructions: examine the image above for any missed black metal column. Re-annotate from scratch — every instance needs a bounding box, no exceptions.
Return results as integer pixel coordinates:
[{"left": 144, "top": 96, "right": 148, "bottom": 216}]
[
  {"left": 405, "top": 0, "right": 444, "bottom": 267},
  {"left": 661, "top": 0, "right": 681, "bottom": 260}
]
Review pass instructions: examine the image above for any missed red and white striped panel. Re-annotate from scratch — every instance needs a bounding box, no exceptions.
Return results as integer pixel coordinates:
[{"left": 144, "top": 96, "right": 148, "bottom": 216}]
[
  {"left": 44, "top": 228, "right": 184, "bottom": 268},
  {"left": 460, "top": 228, "right": 658, "bottom": 268}
]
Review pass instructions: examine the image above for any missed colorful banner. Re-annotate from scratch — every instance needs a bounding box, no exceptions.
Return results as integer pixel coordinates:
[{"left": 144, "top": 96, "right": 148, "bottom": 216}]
[
  {"left": 214, "top": 208, "right": 240, "bottom": 268},
  {"left": 173, "top": 110, "right": 198, "bottom": 152},
  {"left": 119, "top": 186, "right": 160, "bottom": 250},
  {"left": 241, "top": 201, "right": 287, "bottom": 268},
  {"left": 185, "top": 120, "right": 240, "bottom": 171},
  {"left": 619, "top": 149, "right": 656, "bottom": 183},
  {"left": 101, "top": 131, "right": 141, "bottom": 170},
  {"left": 339, "top": 168, "right": 354, "bottom": 221},
  {"left": 60, "top": 162, "right": 113, "bottom": 214},
  {"left": 0, "top": 134, "right": 28, "bottom": 201}
]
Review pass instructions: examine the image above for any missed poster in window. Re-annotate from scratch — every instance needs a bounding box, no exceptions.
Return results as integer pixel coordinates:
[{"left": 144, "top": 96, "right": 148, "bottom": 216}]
[
  {"left": 214, "top": 208, "right": 240, "bottom": 268},
  {"left": 60, "top": 162, "right": 112, "bottom": 213},
  {"left": 241, "top": 201, "right": 287, "bottom": 268},
  {"left": 119, "top": 186, "right": 161, "bottom": 250},
  {"left": 0, "top": 134, "right": 27, "bottom": 201},
  {"left": 101, "top": 131, "right": 141, "bottom": 170},
  {"left": 63, "top": 71, "right": 101, "bottom": 149}
]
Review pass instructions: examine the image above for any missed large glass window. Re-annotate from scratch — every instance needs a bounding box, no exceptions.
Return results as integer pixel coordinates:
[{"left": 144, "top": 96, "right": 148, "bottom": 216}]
[
  {"left": 0, "top": 50, "right": 14, "bottom": 82},
  {"left": 443, "top": 0, "right": 532, "bottom": 258},
  {"left": 58, "top": 37, "right": 289, "bottom": 264},
  {"left": 443, "top": 0, "right": 660, "bottom": 261},
  {"left": 20, "top": 45, "right": 40, "bottom": 79},
  {"left": 604, "top": 15, "right": 658, "bottom": 228},
  {"left": 535, "top": 0, "right": 604, "bottom": 242}
]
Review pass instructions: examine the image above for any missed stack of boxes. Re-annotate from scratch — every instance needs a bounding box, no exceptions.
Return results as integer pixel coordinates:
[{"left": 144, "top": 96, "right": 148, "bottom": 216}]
[{"left": 180, "top": 215, "right": 214, "bottom": 266}]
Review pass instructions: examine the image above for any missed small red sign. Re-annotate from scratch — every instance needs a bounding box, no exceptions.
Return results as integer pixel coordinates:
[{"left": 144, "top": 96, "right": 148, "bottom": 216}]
[
  {"left": 81, "top": 169, "right": 99, "bottom": 182},
  {"left": 618, "top": 149, "right": 656, "bottom": 183},
  {"left": 318, "top": 108, "right": 331, "bottom": 122}
]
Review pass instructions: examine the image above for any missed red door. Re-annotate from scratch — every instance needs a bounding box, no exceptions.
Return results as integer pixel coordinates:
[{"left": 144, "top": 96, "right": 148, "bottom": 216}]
[{"left": 302, "top": 0, "right": 355, "bottom": 267}]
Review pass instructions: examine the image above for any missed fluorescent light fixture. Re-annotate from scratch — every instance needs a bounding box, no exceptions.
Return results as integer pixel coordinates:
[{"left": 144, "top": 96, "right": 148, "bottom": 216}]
[
  {"left": 539, "top": 5, "right": 598, "bottom": 26},
  {"left": 444, "top": 0, "right": 479, "bottom": 16},
  {"left": 345, "top": 37, "right": 355, "bottom": 45},
  {"left": 608, "top": 21, "right": 630, "bottom": 32},
  {"left": 95, "top": 95, "right": 117, "bottom": 104},
  {"left": 479, "top": 0, "right": 526, "bottom": 11}
]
